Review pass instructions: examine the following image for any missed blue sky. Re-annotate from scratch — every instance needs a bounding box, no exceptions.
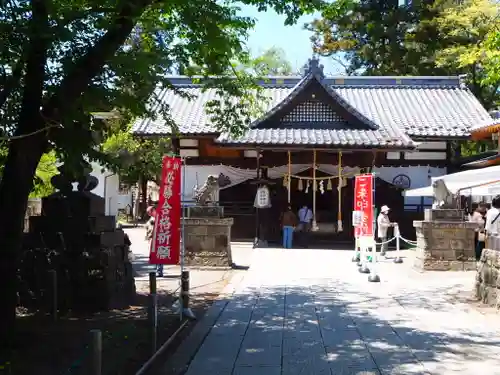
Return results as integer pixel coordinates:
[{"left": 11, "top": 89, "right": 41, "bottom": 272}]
[{"left": 239, "top": 5, "right": 343, "bottom": 75}]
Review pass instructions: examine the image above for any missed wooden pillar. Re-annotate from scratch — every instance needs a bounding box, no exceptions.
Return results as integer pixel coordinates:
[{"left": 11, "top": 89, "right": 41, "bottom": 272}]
[
  {"left": 172, "top": 137, "right": 180, "bottom": 156},
  {"left": 255, "top": 149, "right": 260, "bottom": 245},
  {"left": 287, "top": 151, "right": 291, "bottom": 204},
  {"left": 337, "top": 151, "right": 343, "bottom": 232},
  {"left": 312, "top": 150, "right": 317, "bottom": 231}
]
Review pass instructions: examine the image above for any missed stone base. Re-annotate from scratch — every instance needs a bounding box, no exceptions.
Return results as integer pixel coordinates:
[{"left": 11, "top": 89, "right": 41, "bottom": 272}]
[
  {"left": 475, "top": 248, "right": 500, "bottom": 306},
  {"left": 186, "top": 206, "right": 224, "bottom": 218},
  {"left": 183, "top": 217, "right": 234, "bottom": 267},
  {"left": 413, "top": 215, "right": 477, "bottom": 272},
  {"left": 414, "top": 257, "right": 476, "bottom": 271},
  {"left": 424, "top": 208, "right": 465, "bottom": 222}
]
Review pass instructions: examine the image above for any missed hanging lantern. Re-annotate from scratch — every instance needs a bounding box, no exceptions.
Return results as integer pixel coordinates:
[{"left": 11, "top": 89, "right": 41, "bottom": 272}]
[
  {"left": 319, "top": 180, "right": 325, "bottom": 194},
  {"left": 254, "top": 185, "right": 272, "bottom": 208},
  {"left": 305, "top": 180, "right": 310, "bottom": 194},
  {"left": 298, "top": 178, "right": 303, "bottom": 191}
]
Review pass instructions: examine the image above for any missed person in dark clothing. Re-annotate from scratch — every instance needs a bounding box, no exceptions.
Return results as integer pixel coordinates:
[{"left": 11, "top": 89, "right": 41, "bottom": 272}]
[{"left": 281, "top": 205, "right": 298, "bottom": 249}]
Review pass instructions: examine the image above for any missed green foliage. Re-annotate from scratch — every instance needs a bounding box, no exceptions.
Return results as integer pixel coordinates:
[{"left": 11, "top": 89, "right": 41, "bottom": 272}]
[
  {"left": 0, "top": 0, "right": 326, "bottom": 173},
  {"left": 434, "top": 0, "right": 500, "bottom": 89},
  {"left": 306, "top": 0, "right": 499, "bottom": 109},
  {"left": 249, "top": 46, "right": 294, "bottom": 76},
  {"left": 307, "top": 0, "right": 450, "bottom": 76},
  {"left": 30, "top": 152, "right": 58, "bottom": 198},
  {"left": 185, "top": 46, "right": 296, "bottom": 136},
  {"left": 0, "top": 143, "right": 56, "bottom": 197},
  {"left": 101, "top": 126, "right": 171, "bottom": 184}
]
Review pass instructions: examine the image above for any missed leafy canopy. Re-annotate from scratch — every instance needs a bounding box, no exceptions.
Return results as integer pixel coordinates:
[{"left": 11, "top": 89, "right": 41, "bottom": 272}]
[
  {"left": 434, "top": 0, "right": 500, "bottom": 87},
  {"left": 0, "top": 0, "right": 325, "bottom": 177},
  {"left": 306, "top": 0, "right": 499, "bottom": 109},
  {"left": 102, "top": 46, "right": 296, "bottom": 185}
]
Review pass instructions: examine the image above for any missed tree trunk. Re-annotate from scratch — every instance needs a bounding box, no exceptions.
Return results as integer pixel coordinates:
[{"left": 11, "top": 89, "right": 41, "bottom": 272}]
[{"left": 0, "top": 134, "right": 45, "bottom": 350}]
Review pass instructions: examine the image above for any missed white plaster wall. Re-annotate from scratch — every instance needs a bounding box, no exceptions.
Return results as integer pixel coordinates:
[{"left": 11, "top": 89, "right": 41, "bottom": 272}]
[
  {"left": 90, "top": 163, "right": 132, "bottom": 217},
  {"left": 373, "top": 166, "right": 447, "bottom": 207}
]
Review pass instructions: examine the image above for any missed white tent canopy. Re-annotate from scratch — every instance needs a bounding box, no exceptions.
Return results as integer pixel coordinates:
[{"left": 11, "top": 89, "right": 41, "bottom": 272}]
[{"left": 404, "top": 165, "right": 500, "bottom": 197}]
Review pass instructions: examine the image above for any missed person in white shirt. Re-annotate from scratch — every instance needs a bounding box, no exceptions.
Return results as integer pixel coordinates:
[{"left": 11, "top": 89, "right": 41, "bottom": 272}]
[
  {"left": 377, "top": 205, "right": 395, "bottom": 256},
  {"left": 470, "top": 203, "right": 488, "bottom": 260},
  {"left": 485, "top": 196, "right": 500, "bottom": 236},
  {"left": 297, "top": 204, "right": 313, "bottom": 247}
]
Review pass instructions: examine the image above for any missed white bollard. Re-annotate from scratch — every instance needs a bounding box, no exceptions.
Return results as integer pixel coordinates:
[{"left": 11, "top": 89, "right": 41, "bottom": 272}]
[
  {"left": 368, "top": 245, "right": 380, "bottom": 282},
  {"left": 353, "top": 236, "right": 361, "bottom": 263},
  {"left": 358, "top": 242, "right": 370, "bottom": 274},
  {"left": 394, "top": 224, "right": 403, "bottom": 264}
]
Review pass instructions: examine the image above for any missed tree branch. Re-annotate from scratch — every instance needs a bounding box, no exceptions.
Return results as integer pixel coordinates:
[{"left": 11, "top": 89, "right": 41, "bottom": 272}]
[{"left": 43, "top": 0, "right": 154, "bottom": 124}]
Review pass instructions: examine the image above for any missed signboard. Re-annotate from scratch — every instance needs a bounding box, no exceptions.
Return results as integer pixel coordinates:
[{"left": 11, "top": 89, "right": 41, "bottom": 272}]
[
  {"left": 149, "top": 156, "right": 181, "bottom": 265},
  {"left": 352, "top": 210, "right": 362, "bottom": 227},
  {"left": 353, "top": 174, "right": 374, "bottom": 237}
]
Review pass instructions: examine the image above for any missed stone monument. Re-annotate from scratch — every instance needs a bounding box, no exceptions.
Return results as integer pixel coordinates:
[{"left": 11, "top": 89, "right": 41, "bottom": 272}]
[
  {"left": 21, "top": 165, "right": 135, "bottom": 312},
  {"left": 413, "top": 180, "right": 477, "bottom": 271},
  {"left": 183, "top": 174, "right": 234, "bottom": 267}
]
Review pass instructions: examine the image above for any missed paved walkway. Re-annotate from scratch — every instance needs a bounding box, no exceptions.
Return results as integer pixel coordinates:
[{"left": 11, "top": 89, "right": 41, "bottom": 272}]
[{"left": 179, "top": 248, "right": 500, "bottom": 375}]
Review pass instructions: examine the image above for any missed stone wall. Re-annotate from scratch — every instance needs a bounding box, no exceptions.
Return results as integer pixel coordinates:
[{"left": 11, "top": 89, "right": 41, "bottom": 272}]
[
  {"left": 413, "top": 218, "right": 477, "bottom": 271},
  {"left": 475, "top": 248, "right": 500, "bottom": 306},
  {"left": 183, "top": 217, "right": 234, "bottom": 267}
]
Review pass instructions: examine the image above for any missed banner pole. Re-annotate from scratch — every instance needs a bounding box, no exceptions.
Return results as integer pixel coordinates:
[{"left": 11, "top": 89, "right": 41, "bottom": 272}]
[
  {"left": 368, "top": 172, "right": 380, "bottom": 282},
  {"left": 180, "top": 156, "right": 186, "bottom": 321}
]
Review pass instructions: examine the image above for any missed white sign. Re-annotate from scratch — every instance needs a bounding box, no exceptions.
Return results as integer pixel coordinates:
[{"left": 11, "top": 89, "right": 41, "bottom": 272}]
[
  {"left": 352, "top": 210, "right": 362, "bottom": 227},
  {"left": 254, "top": 186, "right": 272, "bottom": 208}
]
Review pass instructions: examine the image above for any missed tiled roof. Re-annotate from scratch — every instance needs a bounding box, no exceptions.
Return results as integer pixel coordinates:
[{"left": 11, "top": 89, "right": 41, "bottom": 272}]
[
  {"left": 470, "top": 109, "right": 500, "bottom": 134},
  {"left": 131, "top": 74, "right": 496, "bottom": 147},
  {"left": 216, "top": 128, "right": 409, "bottom": 148}
]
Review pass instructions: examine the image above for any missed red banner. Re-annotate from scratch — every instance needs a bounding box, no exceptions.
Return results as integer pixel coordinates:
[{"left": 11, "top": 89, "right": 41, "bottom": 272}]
[
  {"left": 149, "top": 156, "right": 181, "bottom": 265},
  {"left": 353, "top": 174, "right": 374, "bottom": 237}
]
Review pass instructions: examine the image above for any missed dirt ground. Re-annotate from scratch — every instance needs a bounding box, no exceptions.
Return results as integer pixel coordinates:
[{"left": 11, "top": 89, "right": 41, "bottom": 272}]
[{"left": 2, "top": 274, "right": 231, "bottom": 375}]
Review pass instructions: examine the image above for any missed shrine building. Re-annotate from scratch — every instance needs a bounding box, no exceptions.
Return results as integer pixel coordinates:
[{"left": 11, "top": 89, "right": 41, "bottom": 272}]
[{"left": 132, "top": 58, "right": 499, "bottom": 245}]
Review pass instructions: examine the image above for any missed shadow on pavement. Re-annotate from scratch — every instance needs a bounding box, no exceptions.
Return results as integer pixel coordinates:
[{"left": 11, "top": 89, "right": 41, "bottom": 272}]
[{"left": 172, "top": 282, "right": 500, "bottom": 375}]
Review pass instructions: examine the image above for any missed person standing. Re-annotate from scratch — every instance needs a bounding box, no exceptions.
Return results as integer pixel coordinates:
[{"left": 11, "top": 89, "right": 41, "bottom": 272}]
[
  {"left": 281, "top": 205, "right": 298, "bottom": 249},
  {"left": 377, "top": 205, "right": 395, "bottom": 256},
  {"left": 470, "top": 203, "right": 488, "bottom": 260},
  {"left": 297, "top": 204, "right": 313, "bottom": 248},
  {"left": 485, "top": 196, "right": 500, "bottom": 244}
]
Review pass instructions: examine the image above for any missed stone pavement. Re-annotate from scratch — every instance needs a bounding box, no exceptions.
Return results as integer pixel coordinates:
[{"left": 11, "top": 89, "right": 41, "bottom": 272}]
[
  {"left": 169, "top": 248, "right": 500, "bottom": 375},
  {"left": 125, "top": 227, "right": 253, "bottom": 298}
]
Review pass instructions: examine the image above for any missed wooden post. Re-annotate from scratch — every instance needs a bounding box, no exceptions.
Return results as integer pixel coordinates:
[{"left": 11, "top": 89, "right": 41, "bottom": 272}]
[
  {"left": 90, "top": 330, "right": 102, "bottom": 375},
  {"left": 337, "top": 151, "right": 343, "bottom": 232},
  {"left": 287, "top": 151, "right": 291, "bottom": 204},
  {"left": 312, "top": 150, "right": 317, "bottom": 231},
  {"left": 49, "top": 270, "right": 58, "bottom": 322},
  {"left": 149, "top": 272, "right": 156, "bottom": 294},
  {"left": 255, "top": 149, "right": 260, "bottom": 245}
]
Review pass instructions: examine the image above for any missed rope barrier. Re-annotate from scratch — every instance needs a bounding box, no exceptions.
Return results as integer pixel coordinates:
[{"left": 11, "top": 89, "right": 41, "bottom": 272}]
[
  {"left": 370, "top": 234, "right": 417, "bottom": 247},
  {"left": 399, "top": 235, "right": 417, "bottom": 245},
  {"left": 373, "top": 236, "right": 397, "bottom": 245}
]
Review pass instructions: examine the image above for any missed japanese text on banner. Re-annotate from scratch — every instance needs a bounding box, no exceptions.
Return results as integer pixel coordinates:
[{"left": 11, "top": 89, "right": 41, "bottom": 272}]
[
  {"left": 149, "top": 156, "right": 181, "bottom": 265},
  {"left": 353, "top": 174, "right": 374, "bottom": 237}
]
